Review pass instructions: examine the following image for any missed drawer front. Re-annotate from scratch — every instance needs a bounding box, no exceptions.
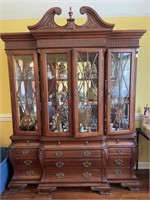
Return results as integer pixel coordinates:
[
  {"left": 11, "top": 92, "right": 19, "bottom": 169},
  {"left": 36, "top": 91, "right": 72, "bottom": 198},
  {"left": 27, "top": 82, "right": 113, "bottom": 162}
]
[
  {"left": 16, "top": 167, "right": 41, "bottom": 180},
  {"left": 108, "top": 148, "right": 132, "bottom": 155},
  {"left": 11, "top": 141, "right": 40, "bottom": 147},
  {"left": 12, "top": 148, "right": 37, "bottom": 157},
  {"left": 45, "top": 150, "right": 101, "bottom": 158},
  {"left": 14, "top": 158, "right": 40, "bottom": 166},
  {"left": 45, "top": 159, "right": 101, "bottom": 168},
  {"left": 107, "top": 156, "right": 131, "bottom": 165},
  {"left": 44, "top": 140, "right": 102, "bottom": 149},
  {"left": 45, "top": 168, "right": 101, "bottom": 183},
  {"left": 106, "top": 167, "right": 131, "bottom": 179},
  {"left": 106, "top": 138, "right": 134, "bottom": 146}
]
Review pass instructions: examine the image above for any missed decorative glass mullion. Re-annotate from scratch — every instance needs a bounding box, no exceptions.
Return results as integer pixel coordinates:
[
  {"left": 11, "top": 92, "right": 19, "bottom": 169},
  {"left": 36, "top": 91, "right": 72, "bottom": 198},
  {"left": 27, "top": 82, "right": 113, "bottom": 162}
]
[
  {"left": 13, "top": 54, "right": 38, "bottom": 132},
  {"left": 47, "top": 53, "right": 70, "bottom": 134},
  {"left": 77, "top": 51, "right": 98, "bottom": 134},
  {"left": 110, "top": 52, "right": 131, "bottom": 131}
]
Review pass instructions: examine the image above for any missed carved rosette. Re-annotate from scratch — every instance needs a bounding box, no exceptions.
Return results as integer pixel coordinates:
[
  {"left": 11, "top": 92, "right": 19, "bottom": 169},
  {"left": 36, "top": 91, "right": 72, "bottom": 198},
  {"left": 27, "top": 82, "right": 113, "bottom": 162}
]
[
  {"left": 84, "top": 15, "right": 100, "bottom": 28},
  {"left": 38, "top": 149, "right": 45, "bottom": 168},
  {"left": 38, "top": 149, "right": 43, "bottom": 160}
]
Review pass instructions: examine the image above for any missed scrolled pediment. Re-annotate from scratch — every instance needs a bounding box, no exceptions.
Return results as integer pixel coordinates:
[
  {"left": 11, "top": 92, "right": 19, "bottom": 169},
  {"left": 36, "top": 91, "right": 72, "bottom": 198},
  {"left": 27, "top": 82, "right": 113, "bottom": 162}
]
[
  {"left": 79, "top": 6, "right": 114, "bottom": 29},
  {"left": 28, "top": 6, "right": 114, "bottom": 32},
  {"left": 28, "top": 7, "right": 62, "bottom": 31}
]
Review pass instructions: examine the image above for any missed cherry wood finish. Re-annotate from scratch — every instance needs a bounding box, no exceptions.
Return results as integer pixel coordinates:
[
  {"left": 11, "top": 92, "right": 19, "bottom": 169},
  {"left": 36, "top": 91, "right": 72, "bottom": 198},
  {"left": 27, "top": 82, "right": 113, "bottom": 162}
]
[
  {"left": 1, "top": 170, "right": 149, "bottom": 199},
  {"left": 1, "top": 6, "right": 146, "bottom": 195}
]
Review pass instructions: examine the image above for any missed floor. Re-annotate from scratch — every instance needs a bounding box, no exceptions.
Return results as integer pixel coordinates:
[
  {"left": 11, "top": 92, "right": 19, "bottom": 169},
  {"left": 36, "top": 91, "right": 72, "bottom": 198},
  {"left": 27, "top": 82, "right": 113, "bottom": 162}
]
[{"left": 1, "top": 170, "right": 149, "bottom": 200}]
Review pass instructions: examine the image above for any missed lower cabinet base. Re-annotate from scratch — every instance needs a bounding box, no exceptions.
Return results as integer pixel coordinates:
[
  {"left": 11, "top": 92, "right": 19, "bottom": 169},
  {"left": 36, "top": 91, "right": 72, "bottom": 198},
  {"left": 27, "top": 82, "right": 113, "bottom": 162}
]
[
  {"left": 37, "top": 185, "right": 57, "bottom": 194},
  {"left": 8, "top": 179, "right": 40, "bottom": 192},
  {"left": 8, "top": 134, "right": 140, "bottom": 195},
  {"left": 121, "top": 181, "right": 141, "bottom": 191},
  {"left": 8, "top": 181, "right": 27, "bottom": 192},
  {"left": 37, "top": 180, "right": 140, "bottom": 194},
  {"left": 91, "top": 183, "right": 111, "bottom": 195},
  {"left": 37, "top": 183, "right": 111, "bottom": 195},
  {"left": 8, "top": 180, "right": 140, "bottom": 194},
  {"left": 7, "top": 169, "right": 41, "bottom": 192}
]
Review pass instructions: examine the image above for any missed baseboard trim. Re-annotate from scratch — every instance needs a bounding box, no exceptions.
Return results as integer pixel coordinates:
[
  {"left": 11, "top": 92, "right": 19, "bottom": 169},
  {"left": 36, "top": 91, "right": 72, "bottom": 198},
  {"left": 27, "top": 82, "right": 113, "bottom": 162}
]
[
  {"left": 0, "top": 114, "right": 12, "bottom": 122},
  {"left": 137, "top": 162, "right": 150, "bottom": 169},
  {"left": 135, "top": 112, "right": 141, "bottom": 121}
]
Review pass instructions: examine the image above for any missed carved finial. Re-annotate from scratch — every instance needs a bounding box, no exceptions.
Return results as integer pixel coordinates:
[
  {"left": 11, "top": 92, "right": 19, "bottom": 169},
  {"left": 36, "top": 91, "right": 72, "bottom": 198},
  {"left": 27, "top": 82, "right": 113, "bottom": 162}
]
[
  {"left": 68, "top": 7, "right": 73, "bottom": 19},
  {"left": 67, "top": 6, "right": 75, "bottom": 29}
]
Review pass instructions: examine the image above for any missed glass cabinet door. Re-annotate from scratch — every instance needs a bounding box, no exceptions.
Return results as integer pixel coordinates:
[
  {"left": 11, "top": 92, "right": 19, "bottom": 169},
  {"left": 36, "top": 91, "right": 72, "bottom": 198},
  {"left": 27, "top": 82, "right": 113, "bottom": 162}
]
[
  {"left": 73, "top": 49, "right": 104, "bottom": 137},
  {"left": 44, "top": 51, "right": 71, "bottom": 136},
  {"left": 11, "top": 52, "right": 41, "bottom": 135},
  {"left": 106, "top": 49, "right": 136, "bottom": 134}
]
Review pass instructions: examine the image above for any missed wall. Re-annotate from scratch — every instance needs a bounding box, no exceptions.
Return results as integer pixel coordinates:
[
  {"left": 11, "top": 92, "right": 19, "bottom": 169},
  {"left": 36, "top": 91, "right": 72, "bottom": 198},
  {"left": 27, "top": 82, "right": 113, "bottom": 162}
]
[{"left": 0, "top": 16, "right": 149, "bottom": 167}]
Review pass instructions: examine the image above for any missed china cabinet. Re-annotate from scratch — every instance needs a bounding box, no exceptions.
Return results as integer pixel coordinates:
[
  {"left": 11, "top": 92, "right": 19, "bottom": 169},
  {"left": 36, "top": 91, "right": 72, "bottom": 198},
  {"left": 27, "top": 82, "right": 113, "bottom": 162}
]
[{"left": 1, "top": 6, "right": 146, "bottom": 194}]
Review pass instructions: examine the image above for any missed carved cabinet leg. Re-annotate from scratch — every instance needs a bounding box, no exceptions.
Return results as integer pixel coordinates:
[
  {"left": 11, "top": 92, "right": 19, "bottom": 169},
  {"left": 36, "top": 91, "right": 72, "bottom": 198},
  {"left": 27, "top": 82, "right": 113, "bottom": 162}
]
[
  {"left": 121, "top": 182, "right": 141, "bottom": 191},
  {"left": 91, "top": 183, "right": 111, "bottom": 195},
  {"left": 8, "top": 182, "right": 27, "bottom": 192},
  {"left": 37, "top": 185, "right": 57, "bottom": 194}
]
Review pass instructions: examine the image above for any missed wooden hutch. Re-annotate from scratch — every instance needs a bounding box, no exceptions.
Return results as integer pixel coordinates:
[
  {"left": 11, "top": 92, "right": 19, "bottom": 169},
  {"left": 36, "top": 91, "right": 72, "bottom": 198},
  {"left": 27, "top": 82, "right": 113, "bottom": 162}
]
[{"left": 1, "top": 6, "right": 146, "bottom": 194}]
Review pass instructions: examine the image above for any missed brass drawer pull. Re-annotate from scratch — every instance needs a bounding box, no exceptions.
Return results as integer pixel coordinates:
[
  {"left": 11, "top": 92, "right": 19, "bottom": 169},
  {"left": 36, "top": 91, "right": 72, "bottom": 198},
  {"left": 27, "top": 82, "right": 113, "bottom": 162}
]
[
  {"left": 57, "top": 141, "right": 61, "bottom": 146},
  {"left": 116, "top": 139, "right": 120, "bottom": 144},
  {"left": 56, "top": 161, "right": 64, "bottom": 168},
  {"left": 83, "top": 161, "right": 91, "bottom": 168},
  {"left": 26, "top": 170, "right": 34, "bottom": 176},
  {"left": 24, "top": 160, "right": 32, "bottom": 166},
  {"left": 117, "top": 148, "right": 124, "bottom": 154},
  {"left": 113, "top": 169, "right": 121, "bottom": 176},
  {"left": 26, "top": 140, "right": 30, "bottom": 145},
  {"left": 22, "top": 149, "right": 29, "bottom": 155},
  {"left": 115, "top": 159, "right": 123, "bottom": 165},
  {"left": 83, "top": 151, "right": 91, "bottom": 157},
  {"left": 56, "top": 172, "right": 64, "bottom": 179},
  {"left": 55, "top": 151, "right": 63, "bottom": 157},
  {"left": 83, "top": 172, "right": 92, "bottom": 179}
]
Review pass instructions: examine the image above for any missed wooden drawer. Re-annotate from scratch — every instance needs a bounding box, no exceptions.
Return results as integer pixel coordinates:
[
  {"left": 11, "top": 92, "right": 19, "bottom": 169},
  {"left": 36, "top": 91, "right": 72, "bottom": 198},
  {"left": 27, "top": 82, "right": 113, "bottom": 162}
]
[
  {"left": 14, "top": 158, "right": 40, "bottom": 166},
  {"left": 45, "top": 158, "right": 101, "bottom": 168},
  {"left": 16, "top": 167, "right": 41, "bottom": 180},
  {"left": 45, "top": 150, "right": 101, "bottom": 158},
  {"left": 44, "top": 140, "right": 102, "bottom": 149},
  {"left": 108, "top": 148, "right": 132, "bottom": 155},
  {"left": 106, "top": 167, "right": 131, "bottom": 179},
  {"left": 11, "top": 141, "right": 40, "bottom": 147},
  {"left": 11, "top": 148, "right": 38, "bottom": 157},
  {"left": 106, "top": 138, "right": 134, "bottom": 146},
  {"left": 45, "top": 168, "right": 101, "bottom": 183},
  {"left": 107, "top": 156, "right": 131, "bottom": 166}
]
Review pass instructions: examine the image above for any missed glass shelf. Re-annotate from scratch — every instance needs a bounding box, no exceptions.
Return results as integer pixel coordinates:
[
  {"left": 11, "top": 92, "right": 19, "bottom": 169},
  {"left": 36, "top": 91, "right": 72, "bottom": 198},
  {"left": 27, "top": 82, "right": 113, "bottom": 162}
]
[
  {"left": 15, "top": 78, "right": 35, "bottom": 81},
  {"left": 78, "top": 77, "right": 98, "bottom": 81}
]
